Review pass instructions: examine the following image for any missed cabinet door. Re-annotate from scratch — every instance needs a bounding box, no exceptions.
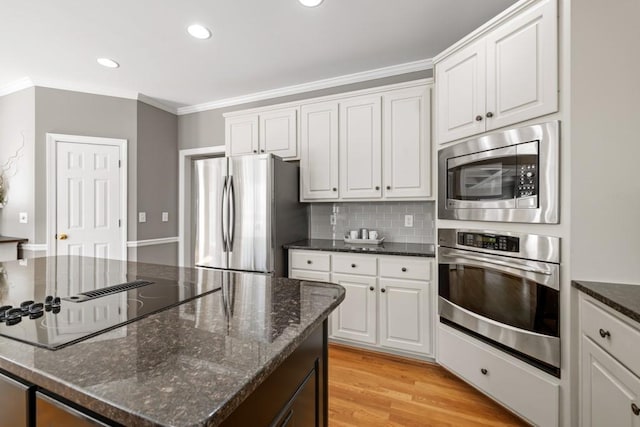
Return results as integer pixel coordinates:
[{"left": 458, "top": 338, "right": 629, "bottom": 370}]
[
  {"left": 383, "top": 86, "right": 431, "bottom": 199},
  {"left": 226, "top": 115, "right": 259, "bottom": 156},
  {"left": 581, "top": 336, "right": 640, "bottom": 427},
  {"left": 330, "top": 273, "right": 377, "bottom": 344},
  {"left": 36, "top": 391, "right": 108, "bottom": 426},
  {"left": 485, "top": 0, "right": 558, "bottom": 131},
  {"left": 379, "top": 278, "right": 431, "bottom": 355},
  {"left": 435, "top": 39, "right": 486, "bottom": 144},
  {"left": 300, "top": 102, "right": 339, "bottom": 201},
  {"left": 259, "top": 107, "right": 298, "bottom": 159},
  {"left": 339, "top": 95, "right": 382, "bottom": 199},
  {"left": 0, "top": 372, "right": 32, "bottom": 427}
]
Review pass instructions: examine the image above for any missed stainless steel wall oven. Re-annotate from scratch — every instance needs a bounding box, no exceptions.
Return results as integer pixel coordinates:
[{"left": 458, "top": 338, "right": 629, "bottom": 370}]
[
  {"left": 438, "top": 229, "right": 560, "bottom": 377},
  {"left": 438, "top": 121, "right": 559, "bottom": 223}
]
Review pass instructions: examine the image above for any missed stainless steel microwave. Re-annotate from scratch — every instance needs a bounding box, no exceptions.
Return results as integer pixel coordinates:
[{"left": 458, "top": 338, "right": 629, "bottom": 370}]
[{"left": 438, "top": 121, "right": 559, "bottom": 223}]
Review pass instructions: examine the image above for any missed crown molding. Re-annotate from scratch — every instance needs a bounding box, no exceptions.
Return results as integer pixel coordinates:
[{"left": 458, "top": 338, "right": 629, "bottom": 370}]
[
  {"left": 0, "top": 77, "right": 34, "bottom": 97},
  {"left": 177, "top": 58, "right": 433, "bottom": 115},
  {"left": 137, "top": 94, "right": 178, "bottom": 115},
  {"left": 31, "top": 77, "right": 140, "bottom": 101}
]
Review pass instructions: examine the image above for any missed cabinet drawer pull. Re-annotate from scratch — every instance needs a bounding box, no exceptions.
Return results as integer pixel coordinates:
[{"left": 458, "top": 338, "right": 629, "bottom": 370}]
[
  {"left": 351, "top": 264, "right": 356, "bottom": 268},
  {"left": 632, "top": 403, "right": 640, "bottom": 416},
  {"left": 386, "top": 186, "right": 391, "bottom": 190},
  {"left": 369, "top": 286, "right": 375, "bottom": 291},
  {"left": 475, "top": 115, "right": 483, "bottom": 122},
  {"left": 486, "top": 112, "right": 494, "bottom": 118},
  {"left": 599, "top": 328, "right": 611, "bottom": 338},
  {"left": 401, "top": 267, "right": 407, "bottom": 272},
  {"left": 375, "top": 186, "right": 380, "bottom": 190},
  {"left": 307, "top": 260, "right": 312, "bottom": 265},
  {"left": 253, "top": 150, "right": 257, "bottom": 153},
  {"left": 381, "top": 288, "right": 386, "bottom": 293},
  {"left": 481, "top": 368, "right": 488, "bottom": 375},
  {"left": 260, "top": 149, "right": 265, "bottom": 153},
  {"left": 332, "top": 187, "right": 337, "bottom": 192}
]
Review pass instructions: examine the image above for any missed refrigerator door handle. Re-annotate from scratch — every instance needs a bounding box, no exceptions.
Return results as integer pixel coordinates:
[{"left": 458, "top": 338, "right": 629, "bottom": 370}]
[
  {"left": 228, "top": 175, "right": 236, "bottom": 251},
  {"left": 221, "top": 176, "right": 229, "bottom": 252}
]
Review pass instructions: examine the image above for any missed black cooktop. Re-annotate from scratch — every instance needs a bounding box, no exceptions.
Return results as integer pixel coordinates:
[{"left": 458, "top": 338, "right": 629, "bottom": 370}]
[{"left": 0, "top": 256, "right": 222, "bottom": 350}]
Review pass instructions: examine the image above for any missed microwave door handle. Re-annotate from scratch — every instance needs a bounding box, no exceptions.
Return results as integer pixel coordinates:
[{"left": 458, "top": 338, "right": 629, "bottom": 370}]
[
  {"left": 447, "top": 146, "right": 517, "bottom": 171},
  {"left": 440, "top": 248, "right": 553, "bottom": 276}
]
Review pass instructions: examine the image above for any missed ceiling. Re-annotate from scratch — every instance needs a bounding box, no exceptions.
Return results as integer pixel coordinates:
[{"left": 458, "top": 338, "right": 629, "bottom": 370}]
[{"left": 1, "top": 0, "right": 515, "bottom": 111}]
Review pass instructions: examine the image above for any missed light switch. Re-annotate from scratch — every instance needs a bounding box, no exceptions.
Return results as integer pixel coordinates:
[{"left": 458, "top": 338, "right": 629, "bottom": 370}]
[
  {"left": 162, "top": 212, "right": 169, "bottom": 222},
  {"left": 138, "top": 212, "right": 146, "bottom": 223},
  {"left": 404, "top": 214, "right": 413, "bottom": 227},
  {"left": 19, "top": 212, "right": 28, "bottom": 224}
]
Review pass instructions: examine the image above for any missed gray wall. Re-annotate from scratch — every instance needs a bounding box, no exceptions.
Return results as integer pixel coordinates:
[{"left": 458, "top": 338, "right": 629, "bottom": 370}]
[
  {"left": 570, "top": 0, "right": 640, "bottom": 284},
  {"left": 0, "top": 88, "right": 35, "bottom": 241},
  {"left": 178, "top": 70, "right": 432, "bottom": 150},
  {"left": 310, "top": 202, "right": 435, "bottom": 244},
  {"left": 136, "top": 101, "right": 178, "bottom": 240},
  {"left": 34, "top": 87, "right": 138, "bottom": 242}
]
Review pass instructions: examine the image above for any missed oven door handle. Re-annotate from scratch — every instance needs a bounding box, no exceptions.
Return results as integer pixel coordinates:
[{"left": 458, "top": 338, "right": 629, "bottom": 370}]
[{"left": 438, "top": 247, "right": 559, "bottom": 291}]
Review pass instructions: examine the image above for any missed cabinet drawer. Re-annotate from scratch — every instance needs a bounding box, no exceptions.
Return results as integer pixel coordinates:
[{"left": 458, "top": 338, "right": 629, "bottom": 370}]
[
  {"left": 438, "top": 324, "right": 559, "bottom": 427},
  {"left": 0, "top": 372, "right": 32, "bottom": 427},
  {"left": 290, "top": 269, "right": 331, "bottom": 282},
  {"left": 580, "top": 295, "right": 640, "bottom": 375},
  {"left": 379, "top": 256, "right": 431, "bottom": 281},
  {"left": 333, "top": 254, "right": 377, "bottom": 276},
  {"left": 290, "top": 251, "right": 331, "bottom": 272}
]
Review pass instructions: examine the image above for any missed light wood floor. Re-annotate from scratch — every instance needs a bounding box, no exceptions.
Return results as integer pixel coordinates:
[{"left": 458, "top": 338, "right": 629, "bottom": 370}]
[{"left": 328, "top": 344, "right": 528, "bottom": 427}]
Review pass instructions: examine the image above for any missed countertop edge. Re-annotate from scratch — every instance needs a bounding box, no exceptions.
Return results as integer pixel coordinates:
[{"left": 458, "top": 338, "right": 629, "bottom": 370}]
[
  {"left": 572, "top": 280, "right": 640, "bottom": 324},
  {"left": 283, "top": 240, "right": 435, "bottom": 258},
  {"left": 0, "top": 236, "right": 28, "bottom": 244}
]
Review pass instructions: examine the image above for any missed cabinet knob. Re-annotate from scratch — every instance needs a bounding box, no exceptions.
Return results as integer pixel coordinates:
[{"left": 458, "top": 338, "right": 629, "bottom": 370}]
[
  {"left": 486, "top": 112, "right": 494, "bottom": 118},
  {"left": 307, "top": 260, "right": 312, "bottom": 265},
  {"left": 332, "top": 187, "right": 337, "bottom": 192},
  {"left": 375, "top": 186, "right": 380, "bottom": 190},
  {"left": 351, "top": 264, "right": 356, "bottom": 268},
  {"left": 401, "top": 267, "right": 407, "bottom": 272},
  {"left": 386, "top": 186, "right": 391, "bottom": 190},
  {"left": 260, "top": 149, "right": 265, "bottom": 153},
  {"left": 475, "top": 115, "right": 483, "bottom": 122},
  {"left": 481, "top": 368, "right": 488, "bottom": 375},
  {"left": 253, "top": 150, "right": 257, "bottom": 153},
  {"left": 599, "top": 328, "right": 611, "bottom": 339},
  {"left": 369, "top": 286, "right": 375, "bottom": 291},
  {"left": 381, "top": 288, "right": 386, "bottom": 293},
  {"left": 632, "top": 403, "right": 640, "bottom": 416}
]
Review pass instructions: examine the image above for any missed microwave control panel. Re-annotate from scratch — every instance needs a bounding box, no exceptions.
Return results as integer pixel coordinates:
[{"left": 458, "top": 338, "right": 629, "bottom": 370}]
[
  {"left": 457, "top": 232, "right": 520, "bottom": 253},
  {"left": 517, "top": 163, "right": 538, "bottom": 198}
]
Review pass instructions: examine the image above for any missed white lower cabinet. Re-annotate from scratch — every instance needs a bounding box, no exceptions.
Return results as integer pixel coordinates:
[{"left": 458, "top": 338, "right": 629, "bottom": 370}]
[
  {"left": 288, "top": 249, "right": 434, "bottom": 358},
  {"left": 579, "top": 293, "right": 640, "bottom": 427},
  {"left": 438, "top": 324, "right": 559, "bottom": 427}
]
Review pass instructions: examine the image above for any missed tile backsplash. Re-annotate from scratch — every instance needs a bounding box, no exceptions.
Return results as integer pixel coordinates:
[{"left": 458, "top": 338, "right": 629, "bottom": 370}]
[{"left": 309, "top": 201, "right": 435, "bottom": 244}]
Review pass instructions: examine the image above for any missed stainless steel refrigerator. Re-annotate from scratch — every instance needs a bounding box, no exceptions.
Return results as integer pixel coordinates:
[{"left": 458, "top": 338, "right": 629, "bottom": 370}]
[{"left": 194, "top": 154, "right": 308, "bottom": 276}]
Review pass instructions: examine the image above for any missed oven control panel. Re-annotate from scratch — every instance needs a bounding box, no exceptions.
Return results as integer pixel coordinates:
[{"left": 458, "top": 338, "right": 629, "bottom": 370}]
[
  {"left": 517, "top": 163, "right": 538, "bottom": 198},
  {"left": 457, "top": 232, "right": 520, "bottom": 253}
]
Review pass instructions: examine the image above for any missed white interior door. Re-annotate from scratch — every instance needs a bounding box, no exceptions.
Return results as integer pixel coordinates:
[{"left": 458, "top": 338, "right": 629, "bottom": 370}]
[{"left": 56, "top": 141, "right": 123, "bottom": 260}]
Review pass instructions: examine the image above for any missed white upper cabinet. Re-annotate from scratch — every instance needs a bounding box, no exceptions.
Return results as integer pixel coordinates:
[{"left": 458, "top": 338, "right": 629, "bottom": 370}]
[
  {"left": 300, "top": 101, "right": 339, "bottom": 200},
  {"left": 226, "top": 108, "right": 298, "bottom": 160},
  {"left": 259, "top": 107, "right": 298, "bottom": 158},
  {"left": 339, "top": 95, "right": 382, "bottom": 199},
  {"left": 226, "top": 115, "right": 259, "bottom": 156},
  {"left": 435, "top": 0, "right": 558, "bottom": 144},
  {"left": 436, "top": 40, "right": 486, "bottom": 144},
  {"left": 383, "top": 86, "right": 432, "bottom": 199}
]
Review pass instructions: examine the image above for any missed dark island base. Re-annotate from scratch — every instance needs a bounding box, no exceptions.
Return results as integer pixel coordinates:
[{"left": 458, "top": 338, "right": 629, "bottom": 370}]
[
  {"left": 0, "top": 320, "right": 329, "bottom": 427},
  {"left": 221, "top": 320, "right": 328, "bottom": 427}
]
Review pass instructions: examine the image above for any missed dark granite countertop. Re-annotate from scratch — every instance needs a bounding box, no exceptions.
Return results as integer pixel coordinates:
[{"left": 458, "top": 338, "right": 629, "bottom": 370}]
[
  {"left": 0, "top": 256, "right": 345, "bottom": 426},
  {"left": 573, "top": 280, "right": 640, "bottom": 324},
  {"left": 284, "top": 239, "right": 435, "bottom": 257},
  {"left": 0, "top": 235, "right": 28, "bottom": 244}
]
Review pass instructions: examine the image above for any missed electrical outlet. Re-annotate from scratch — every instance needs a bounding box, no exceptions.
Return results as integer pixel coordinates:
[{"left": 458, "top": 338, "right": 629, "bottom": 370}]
[
  {"left": 138, "top": 212, "right": 146, "bottom": 223},
  {"left": 404, "top": 214, "right": 414, "bottom": 227},
  {"left": 162, "top": 212, "right": 169, "bottom": 222},
  {"left": 19, "top": 212, "right": 28, "bottom": 224},
  {"left": 329, "top": 213, "right": 337, "bottom": 225}
]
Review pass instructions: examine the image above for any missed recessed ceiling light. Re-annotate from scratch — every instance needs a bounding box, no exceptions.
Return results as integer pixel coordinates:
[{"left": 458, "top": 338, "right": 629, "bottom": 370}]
[
  {"left": 299, "top": 0, "right": 324, "bottom": 6},
  {"left": 97, "top": 58, "right": 119, "bottom": 68},
  {"left": 187, "top": 24, "right": 212, "bottom": 40}
]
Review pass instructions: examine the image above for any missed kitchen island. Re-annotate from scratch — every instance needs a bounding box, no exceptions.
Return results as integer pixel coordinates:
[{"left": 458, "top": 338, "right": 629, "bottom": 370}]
[{"left": 0, "top": 256, "right": 344, "bottom": 426}]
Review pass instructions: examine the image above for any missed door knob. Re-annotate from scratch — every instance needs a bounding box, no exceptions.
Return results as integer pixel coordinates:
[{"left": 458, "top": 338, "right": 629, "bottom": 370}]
[{"left": 58, "top": 233, "right": 68, "bottom": 240}]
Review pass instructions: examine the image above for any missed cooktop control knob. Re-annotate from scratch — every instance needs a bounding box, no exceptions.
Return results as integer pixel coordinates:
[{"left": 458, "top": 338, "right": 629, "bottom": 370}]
[
  {"left": 29, "top": 303, "right": 44, "bottom": 319},
  {"left": 5, "top": 308, "right": 23, "bottom": 326},
  {"left": 20, "top": 300, "right": 35, "bottom": 315},
  {"left": 0, "top": 305, "right": 13, "bottom": 322},
  {"left": 52, "top": 297, "right": 61, "bottom": 308}
]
